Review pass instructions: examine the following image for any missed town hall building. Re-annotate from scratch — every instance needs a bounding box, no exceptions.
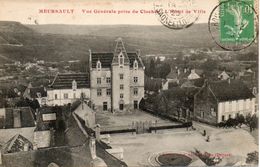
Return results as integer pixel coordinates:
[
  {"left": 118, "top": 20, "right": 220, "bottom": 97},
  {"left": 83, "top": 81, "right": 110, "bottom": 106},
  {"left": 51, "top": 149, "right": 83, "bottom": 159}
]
[{"left": 89, "top": 38, "right": 145, "bottom": 112}]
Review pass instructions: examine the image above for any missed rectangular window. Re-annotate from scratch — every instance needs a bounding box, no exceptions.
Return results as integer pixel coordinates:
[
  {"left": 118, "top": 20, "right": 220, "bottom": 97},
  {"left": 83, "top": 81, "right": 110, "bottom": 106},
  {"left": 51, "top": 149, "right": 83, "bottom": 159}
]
[
  {"left": 120, "top": 84, "right": 124, "bottom": 90},
  {"left": 134, "top": 88, "right": 138, "bottom": 95},
  {"left": 97, "top": 89, "right": 102, "bottom": 96},
  {"left": 73, "top": 93, "right": 76, "bottom": 99},
  {"left": 120, "top": 93, "right": 124, "bottom": 98},
  {"left": 55, "top": 94, "right": 58, "bottom": 100},
  {"left": 64, "top": 93, "right": 68, "bottom": 99},
  {"left": 119, "top": 74, "right": 124, "bottom": 80},
  {"left": 222, "top": 115, "right": 225, "bottom": 121},
  {"left": 106, "top": 77, "right": 111, "bottom": 83},
  {"left": 97, "top": 78, "right": 101, "bottom": 84},
  {"left": 134, "top": 77, "right": 138, "bottom": 83},
  {"left": 106, "top": 89, "right": 111, "bottom": 96}
]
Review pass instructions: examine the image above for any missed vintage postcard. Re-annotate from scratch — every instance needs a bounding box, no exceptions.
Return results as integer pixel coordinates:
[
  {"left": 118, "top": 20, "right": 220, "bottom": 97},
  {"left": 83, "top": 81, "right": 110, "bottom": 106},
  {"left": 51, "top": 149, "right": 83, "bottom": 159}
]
[{"left": 0, "top": 0, "right": 258, "bottom": 166}]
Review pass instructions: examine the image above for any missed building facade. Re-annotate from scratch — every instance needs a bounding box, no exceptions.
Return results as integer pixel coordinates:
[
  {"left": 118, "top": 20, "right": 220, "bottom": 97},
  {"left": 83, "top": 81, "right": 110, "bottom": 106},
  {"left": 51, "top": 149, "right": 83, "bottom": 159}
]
[
  {"left": 194, "top": 79, "right": 256, "bottom": 125},
  {"left": 23, "top": 83, "right": 47, "bottom": 106},
  {"left": 47, "top": 73, "right": 90, "bottom": 106},
  {"left": 89, "top": 38, "right": 145, "bottom": 112}
]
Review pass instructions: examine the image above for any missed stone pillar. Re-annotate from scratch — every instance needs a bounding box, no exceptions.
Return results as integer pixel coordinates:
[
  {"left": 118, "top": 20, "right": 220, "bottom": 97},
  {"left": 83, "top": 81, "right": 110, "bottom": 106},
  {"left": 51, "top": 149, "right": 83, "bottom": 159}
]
[
  {"left": 89, "top": 137, "right": 97, "bottom": 159},
  {"left": 94, "top": 124, "right": 101, "bottom": 141}
]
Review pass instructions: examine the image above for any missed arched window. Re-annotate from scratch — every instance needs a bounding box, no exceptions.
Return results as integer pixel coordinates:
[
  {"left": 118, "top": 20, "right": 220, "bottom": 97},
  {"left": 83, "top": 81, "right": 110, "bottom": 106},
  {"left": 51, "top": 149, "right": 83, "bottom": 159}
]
[
  {"left": 72, "top": 80, "right": 77, "bottom": 90},
  {"left": 96, "top": 60, "right": 101, "bottom": 71},
  {"left": 133, "top": 59, "right": 138, "bottom": 70}
]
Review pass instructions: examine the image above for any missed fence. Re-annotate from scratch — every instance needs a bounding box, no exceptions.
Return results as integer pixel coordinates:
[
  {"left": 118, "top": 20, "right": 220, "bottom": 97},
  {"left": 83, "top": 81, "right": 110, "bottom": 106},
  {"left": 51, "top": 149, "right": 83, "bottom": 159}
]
[{"left": 100, "top": 120, "right": 192, "bottom": 135}]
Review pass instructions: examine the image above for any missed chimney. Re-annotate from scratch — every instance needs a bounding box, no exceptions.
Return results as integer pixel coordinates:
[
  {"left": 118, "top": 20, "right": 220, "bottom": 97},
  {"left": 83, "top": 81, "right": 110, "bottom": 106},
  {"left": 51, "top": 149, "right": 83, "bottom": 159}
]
[{"left": 89, "top": 137, "right": 97, "bottom": 159}]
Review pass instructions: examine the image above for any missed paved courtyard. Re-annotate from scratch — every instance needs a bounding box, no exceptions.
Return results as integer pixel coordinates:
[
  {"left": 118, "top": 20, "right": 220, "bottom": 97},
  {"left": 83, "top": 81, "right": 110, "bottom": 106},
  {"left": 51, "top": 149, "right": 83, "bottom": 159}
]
[
  {"left": 109, "top": 123, "right": 258, "bottom": 166},
  {"left": 96, "top": 110, "right": 175, "bottom": 128}
]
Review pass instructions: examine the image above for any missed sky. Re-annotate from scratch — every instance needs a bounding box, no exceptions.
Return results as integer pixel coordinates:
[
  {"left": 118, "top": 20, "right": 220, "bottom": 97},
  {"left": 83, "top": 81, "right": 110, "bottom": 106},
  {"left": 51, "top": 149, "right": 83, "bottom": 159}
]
[{"left": 0, "top": 0, "right": 219, "bottom": 25}]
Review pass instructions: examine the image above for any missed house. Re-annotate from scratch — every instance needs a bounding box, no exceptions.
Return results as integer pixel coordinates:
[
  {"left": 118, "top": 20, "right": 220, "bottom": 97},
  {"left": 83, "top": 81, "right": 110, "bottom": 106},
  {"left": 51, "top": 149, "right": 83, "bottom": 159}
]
[
  {"left": 0, "top": 107, "right": 36, "bottom": 143},
  {"left": 74, "top": 101, "right": 96, "bottom": 128},
  {"left": 194, "top": 79, "right": 256, "bottom": 125},
  {"left": 181, "top": 78, "right": 205, "bottom": 88},
  {"left": 144, "top": 76, "right": 168, "bottom": 94},
  {"left": 166, "top": 67, "right": 202, "bottom": 84},
  {"left": 1, "top": 134, "right": 34, "bottom": 154},
  {"left": 187, "top": 69, "right": 201, "bottom": 80},
  {"left": 218, "top": 70, "right": 230, "bottom": 80},
  {"left": 23, "top": 83, "right": 47, "bottom": 106},
  {"left": 89, "top": 38, "right": 145, "bottom": 112},
  {"left": 0, "top": 110, "right": 127, "bottom": 167},
  {"left": 47, "top": 73, "right": 90, "bottom": 106}
]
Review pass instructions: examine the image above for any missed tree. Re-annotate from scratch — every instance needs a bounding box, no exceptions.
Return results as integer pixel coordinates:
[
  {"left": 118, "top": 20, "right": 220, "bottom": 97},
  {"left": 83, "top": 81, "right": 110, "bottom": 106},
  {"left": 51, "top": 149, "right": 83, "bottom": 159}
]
[
  {"left": 236, "top": 114, "right": 245, "bottom": 127},
  {"left": 245, "top": 114, "right": 258, "bottom": 132},
  {"left": 149, "top": 59, "right": 155, "bottom": 77}
]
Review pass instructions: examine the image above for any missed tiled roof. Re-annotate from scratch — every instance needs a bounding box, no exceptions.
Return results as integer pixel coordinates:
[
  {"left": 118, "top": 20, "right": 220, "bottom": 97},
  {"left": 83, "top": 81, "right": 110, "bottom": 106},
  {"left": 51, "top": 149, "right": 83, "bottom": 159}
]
[
  {"left": 209, "top": 80, "right": 255, "bottom": 101},
  {"left": 91, "top": 52, "right": 142, "bottom": 68},
  {"left": 163, "top": 87, "right": 199, "bottom": 100},
  {"left": 50, "top": 73, "right": 90, "bottom": 89},
  {"left": 0, "top": 107, "right": 35, "bottom": 129},
  {"left": 3, "top": 134, "right": 33, "bottom": 153}
]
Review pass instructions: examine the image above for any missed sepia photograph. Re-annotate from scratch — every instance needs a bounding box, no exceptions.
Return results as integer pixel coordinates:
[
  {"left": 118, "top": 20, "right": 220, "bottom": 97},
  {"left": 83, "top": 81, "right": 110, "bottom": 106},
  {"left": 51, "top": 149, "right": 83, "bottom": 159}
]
[{"left": 0, "top": 0, "right": 258, "bottom": 166}]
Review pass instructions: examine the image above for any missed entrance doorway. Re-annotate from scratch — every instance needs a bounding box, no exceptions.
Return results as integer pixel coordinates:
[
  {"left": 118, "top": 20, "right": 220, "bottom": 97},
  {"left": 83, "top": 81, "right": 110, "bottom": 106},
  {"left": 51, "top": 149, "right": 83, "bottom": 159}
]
[
  {"left": 119, "top": 103, "right": 124, "bottom": 110},
  {"left": 134, "top": 100, "right": 138, "bottom": 109},
  {"left": 103, "top": 102, "right": 107, "bottom": 111}
]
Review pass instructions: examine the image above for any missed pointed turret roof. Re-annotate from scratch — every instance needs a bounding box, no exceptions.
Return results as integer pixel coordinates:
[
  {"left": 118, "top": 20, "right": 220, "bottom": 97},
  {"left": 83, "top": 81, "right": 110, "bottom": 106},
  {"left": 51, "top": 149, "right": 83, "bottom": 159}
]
[{"left": 112, "top": 38, "right": 129, "bottom": 64}]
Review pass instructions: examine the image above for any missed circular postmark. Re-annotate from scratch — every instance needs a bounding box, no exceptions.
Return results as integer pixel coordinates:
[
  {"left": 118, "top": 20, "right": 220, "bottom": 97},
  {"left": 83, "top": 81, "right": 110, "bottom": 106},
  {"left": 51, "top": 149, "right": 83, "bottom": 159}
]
[
  {"left": 208, "top": 0, "right": 258, "bottom": 51},
  {"left": 153, "top": 0, "right": 200, "bottom": 29}
]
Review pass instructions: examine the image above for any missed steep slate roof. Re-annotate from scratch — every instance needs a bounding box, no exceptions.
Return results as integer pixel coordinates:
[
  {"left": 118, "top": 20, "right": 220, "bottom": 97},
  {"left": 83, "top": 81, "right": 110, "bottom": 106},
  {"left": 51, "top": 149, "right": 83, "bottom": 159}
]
[
  {"left": 91, "top": 38, "right": 143, "bottom": 69},
  {"left": 209, "top": 80, "right": 255, "bottom": 101},
  {"left": 0, "top": 107, "right": 35, "bottom": 129},
  {"left": 91, "top": 52, "right": 142, "bottom": 68},
  {"left": 49, "top": 73, "right": 89, "bottom": 89}
]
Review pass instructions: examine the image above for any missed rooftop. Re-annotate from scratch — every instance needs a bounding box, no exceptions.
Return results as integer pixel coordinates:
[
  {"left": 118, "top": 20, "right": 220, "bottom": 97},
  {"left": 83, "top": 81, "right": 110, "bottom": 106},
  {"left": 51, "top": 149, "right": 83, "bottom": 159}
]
[
  {"left": 209, "top": 79, "right": 255, "bottom": 101},
  {"left": 49, "top": 73, "right": 90, "bottom": 89},
  {"left": 0, "top": 107, "right": 35, "bottom": 129},
  {"left": 91, "top": 38, "right": 144, "bottom": 69}
]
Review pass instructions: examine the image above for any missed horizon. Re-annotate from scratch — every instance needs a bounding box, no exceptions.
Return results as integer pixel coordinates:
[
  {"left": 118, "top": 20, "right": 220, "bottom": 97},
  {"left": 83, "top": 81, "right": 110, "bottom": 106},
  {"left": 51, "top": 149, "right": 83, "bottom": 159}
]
[{"left": 0, "top": 0, "right": 218, "bottom": 25}]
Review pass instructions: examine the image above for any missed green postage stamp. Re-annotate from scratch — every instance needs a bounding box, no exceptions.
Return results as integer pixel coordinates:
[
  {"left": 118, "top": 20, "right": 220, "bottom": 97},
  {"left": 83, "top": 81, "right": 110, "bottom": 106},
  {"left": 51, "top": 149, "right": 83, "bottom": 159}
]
[{"left": 220, "top": 0, "right": 255, "bottom": 43}]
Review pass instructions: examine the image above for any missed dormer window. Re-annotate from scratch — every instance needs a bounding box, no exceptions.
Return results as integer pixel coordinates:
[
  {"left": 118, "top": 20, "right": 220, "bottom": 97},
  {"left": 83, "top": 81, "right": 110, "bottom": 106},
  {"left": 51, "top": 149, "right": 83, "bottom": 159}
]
[
  {"left": 119, "top": 52, "right": 124, "bottom": 67},
  {"left": 96, "top": 60, "right": 101, "bottom": 71},
  {"left": 133, "top": 59, "right": 138, "bottom": 70},
  {"left": 72, "top": 80, "right": 77, "bottom": 90}
]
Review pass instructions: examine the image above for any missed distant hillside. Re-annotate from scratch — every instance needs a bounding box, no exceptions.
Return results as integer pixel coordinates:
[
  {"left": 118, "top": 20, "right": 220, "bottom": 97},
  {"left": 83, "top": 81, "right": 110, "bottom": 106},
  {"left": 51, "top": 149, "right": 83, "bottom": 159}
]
[
  {"left": 0, "top": 22, "right": 257, "bottom": 65},
  {"left": 27, "top": 24, "right": 214, "bottom": 48},
  {"left": 0, "top": 21, "right": 34, "bottom": 33}
]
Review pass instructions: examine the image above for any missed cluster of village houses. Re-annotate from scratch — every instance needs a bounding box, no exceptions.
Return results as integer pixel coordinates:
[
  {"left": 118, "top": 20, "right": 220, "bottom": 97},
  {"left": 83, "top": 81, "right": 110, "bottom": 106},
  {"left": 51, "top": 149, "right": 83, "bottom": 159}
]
[{"left": 0, "top": 38, "right": 258, "bottom": 167}]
